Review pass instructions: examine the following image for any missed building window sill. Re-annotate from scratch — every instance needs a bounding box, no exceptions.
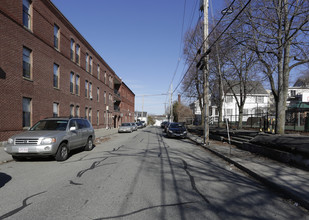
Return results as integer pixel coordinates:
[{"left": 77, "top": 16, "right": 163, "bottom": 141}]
[{"left": 23, "top": 77, "right": 33, "bottom": 82}]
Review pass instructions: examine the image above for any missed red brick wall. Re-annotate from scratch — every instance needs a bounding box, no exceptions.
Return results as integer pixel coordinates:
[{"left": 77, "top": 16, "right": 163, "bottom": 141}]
[
  {"left": 0, "top": 0, "right": 134, "bottom": 141},
  {"left": 119, "top": 83, "right": 135, "bottom": 123}
]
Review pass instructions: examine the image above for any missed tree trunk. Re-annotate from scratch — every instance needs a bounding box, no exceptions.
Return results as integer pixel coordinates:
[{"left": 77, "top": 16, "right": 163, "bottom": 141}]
[{"left": 238, "top": 105, "right": 244, "bottom": 129}]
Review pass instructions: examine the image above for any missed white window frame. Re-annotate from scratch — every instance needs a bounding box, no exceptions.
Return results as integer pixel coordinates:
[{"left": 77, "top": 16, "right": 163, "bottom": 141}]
[
  {"left": 53, "top": 63, "right": 59, "bottom": 88},
  {"left": 23, "top": 0, "right": 32, "bottom": 30},
  {"left": 53, "top": 102, "right": 59, "bottom": 117},
  {"left": 54, "top": 24, "right": 60, "bottom": 50},
  {"left": 23, "top": 47, "right": 32, "bottom": 79},
  {"left": 70, "top": 72, "right": 75, "bottom": 94},
  {"left": 75, "top": 44, "right": 80, "bottom": 64},
  {"left": 22, "top": 97, "right": 32, "bottom": 127},
  {"left": 70, "top": 39, "right": 75, "bottom": 61}
]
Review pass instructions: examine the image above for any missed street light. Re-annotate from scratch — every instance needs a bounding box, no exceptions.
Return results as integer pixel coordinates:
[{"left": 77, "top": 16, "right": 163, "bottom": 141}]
[{"left": 221, "top": 7, "right": 233, "bottom": 15}]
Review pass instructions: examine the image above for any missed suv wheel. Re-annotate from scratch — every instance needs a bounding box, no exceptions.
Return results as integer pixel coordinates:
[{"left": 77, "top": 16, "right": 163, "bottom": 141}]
[
  {"left": 12, "top": 156, "right": 26, "bottom": 161},
  {"left": 84, "top": 137, "right": 93, "bottom": 151},
  {"left": 55, "top": 142, "right": 69, "bottom": 161}
]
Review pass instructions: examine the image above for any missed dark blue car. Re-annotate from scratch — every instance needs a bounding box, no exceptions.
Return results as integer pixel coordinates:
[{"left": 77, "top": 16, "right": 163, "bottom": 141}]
[{"left": 166, "top": 122, "right": 187, "bottom": 138}]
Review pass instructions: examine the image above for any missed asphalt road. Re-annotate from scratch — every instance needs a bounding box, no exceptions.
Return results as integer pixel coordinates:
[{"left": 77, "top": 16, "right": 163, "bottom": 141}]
[{"left": 0, "top": 126, "right": 308, "bottom": 219}]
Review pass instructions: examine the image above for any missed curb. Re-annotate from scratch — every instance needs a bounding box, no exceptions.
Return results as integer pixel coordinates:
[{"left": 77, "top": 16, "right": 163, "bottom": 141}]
[{"left": 187, "top": 134, "right": 309, "bottom": 211}]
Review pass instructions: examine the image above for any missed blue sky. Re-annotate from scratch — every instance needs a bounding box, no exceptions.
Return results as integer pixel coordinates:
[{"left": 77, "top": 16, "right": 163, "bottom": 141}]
[{"left": 52, "top": 0, "right": 226, "bottom": 115}]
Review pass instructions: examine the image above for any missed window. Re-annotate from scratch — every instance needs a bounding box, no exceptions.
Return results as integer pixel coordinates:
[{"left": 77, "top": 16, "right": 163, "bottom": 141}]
[
  {"left": 23, "top": 47, "right": 32, "bottom": 79},
  {"left": 76, "top": 105, "right": 80, "bottom": 117},
  {"left": 85, "top": 80, "right": 88, "bottom": 97},
  {"left": 97, "top": 64, "right": 100, "bottom": 80},
  {"left": 256, "top": 96, "right": 264, "bottom": 104},
  {"left": 70, "top": 105, "right": 74, "bottom": 117},
  {"left": 225, "top": 96, "right": 233, "bottom": 103},
  {"left": 86, "top": 53, "right": 89, "bottom": 72},
  {"left": 22, "top": 97, "right": 31, "bottom": 127},
  {"left": 226, "top": 109, "right": 233, "bottom": 115},
  {"left": 75, "top": 75, "right": 80, "bottom": 95},
  {"left": 104, "top": 71, "right": 107, "bottom": 84},
  {"left": 54, "top": 24, "right": 60, "bottom": 50},
  {"left": 104, "top": 91, "right": 106, "bottom": 104},
  {"left": 89, "top": 56, "right": 93, "bottom": 74},
  {"left": 97, "top": 110, "right": 99, "bottom": 125},
  {"left": 70, "top": 39, "right": 75, "bottom": 61},
  {"left": 53, "top": 102, "right": 59, "bottom": 117},
  {"left": 89, "top": 108, "right": 92, "bottom": 123},
  {"left": 89, "top": 82, "right": 92, "bottom": 99},
  {"left": 109, "top": 76, "right": 113, "bottom": 88},
  {"left": 75, "top": 44, "right": 80, "bottom": 64},
  {"left": 97, "top": 87, "right": 100, "bottom": 102},
  {"left": 291, "top": 90, "right": 296, "bottom": 97},
  {"left": 23, "top": 0, "right": 31, "bottom": 29},
  {"left": 70, "top": 72, "right": 74, "bottom": 93},
  {"left": 85, "top": 107, "right": 88, "bottom": 119},
  {"left": 104, "top": 111, "right": 106, "bottom": 126},
  {"left": 53, "top": 63, "right": 59, "bottom": 88}
]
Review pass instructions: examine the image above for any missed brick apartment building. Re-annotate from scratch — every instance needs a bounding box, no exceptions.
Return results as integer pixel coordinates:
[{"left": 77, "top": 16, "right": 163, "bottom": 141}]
[{"left": 0, "top": 0, "right": 135, "bottom": 141}]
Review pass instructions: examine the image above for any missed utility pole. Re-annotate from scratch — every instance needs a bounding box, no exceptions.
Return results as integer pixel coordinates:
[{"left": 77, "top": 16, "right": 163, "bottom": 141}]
[
  {"left": 170, "top": 84, "right": 173, "bottom": 122},
  {"left": 141, "top": 95, "right": 144, "bottom": 122},
  {"left": 202, "top": 0, "right": 209, "bottom": 145}
]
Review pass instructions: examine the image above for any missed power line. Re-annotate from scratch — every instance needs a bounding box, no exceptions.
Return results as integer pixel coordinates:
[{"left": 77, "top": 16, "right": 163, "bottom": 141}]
[
  {"left": 165, "top": 0, "right": 200, "bottom": 105},
  {"left": 172, "top": 0, "right": 252, "bottom": 96}
]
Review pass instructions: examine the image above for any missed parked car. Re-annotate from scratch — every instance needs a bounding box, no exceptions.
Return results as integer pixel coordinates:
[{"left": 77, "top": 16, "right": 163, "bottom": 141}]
[
  {"left": 166, "top": 122, "right": 187, "bottom": 138},
  {"left": 136, "top": 122, "right": 143, "bottom": 129},
  {"left": 164, "top": 122, "right": 170, "bottom": 133},
  {"left": 118, "top": 123, "right": 134, "bottom": 133},
  {"left": 131, "top": 123, "right": 138, "bottom": 131},
  {"left": 161, "top": 121, "right": 168, "bottom": 128},
  {"left": 4, "top": 117, "right": 95, "bottom": 161},
  {"left": 140, "top": 121, "right": 146, "bottom": 127}
]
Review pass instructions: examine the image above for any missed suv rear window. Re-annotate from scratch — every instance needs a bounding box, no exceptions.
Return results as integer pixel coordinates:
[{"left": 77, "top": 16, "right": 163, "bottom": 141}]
[{"left": 30, "top": 120, "right": 68, "bottom": 131}]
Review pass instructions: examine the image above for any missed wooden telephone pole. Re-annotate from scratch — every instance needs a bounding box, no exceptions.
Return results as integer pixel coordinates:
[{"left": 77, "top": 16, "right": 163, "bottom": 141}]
[{"left": 201, "top": 0, "right": 210, "bottom": 145}]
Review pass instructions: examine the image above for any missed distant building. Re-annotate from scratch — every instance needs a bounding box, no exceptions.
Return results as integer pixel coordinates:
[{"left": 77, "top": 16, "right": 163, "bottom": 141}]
[
  {"left": 286, "top": 78, "right": 309, "bottom": 124},
  {"left": 150, "top": 115, "right": 167, "bottom": 126},
  {"left": 0, "top": 0, "right": 134, "bottom": 141},
  {"left": 135, "top": 111, "right": 148, "bottom": 124}
]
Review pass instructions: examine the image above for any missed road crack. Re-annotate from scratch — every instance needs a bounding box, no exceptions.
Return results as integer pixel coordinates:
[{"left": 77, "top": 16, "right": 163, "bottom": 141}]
[
  {"left": 0, "top": 191, "right": 46, "bottom": 219},
  {"left": 76, "top": 157, "right": 108, "bottom": 178},
  {"left": 93, "top": 201, "right": 196, "bottom": 219}
]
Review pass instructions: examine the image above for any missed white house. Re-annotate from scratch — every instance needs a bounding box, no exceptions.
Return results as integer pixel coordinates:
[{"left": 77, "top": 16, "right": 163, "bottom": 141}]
[
  {"left": 134, "top": 111, "right": 148, "bottom": 124},
  {"left": 190, "top": 81, "right": 270, "bottom": 123}
]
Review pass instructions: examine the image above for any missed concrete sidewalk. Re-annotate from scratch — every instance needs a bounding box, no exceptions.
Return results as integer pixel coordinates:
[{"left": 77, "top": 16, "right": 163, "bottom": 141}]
[
  {"left": 187, "top": 132, "right": 309, "bottom": 211},
  {"left": 0, "top": 128, "right": 119, "bottom": 164}
]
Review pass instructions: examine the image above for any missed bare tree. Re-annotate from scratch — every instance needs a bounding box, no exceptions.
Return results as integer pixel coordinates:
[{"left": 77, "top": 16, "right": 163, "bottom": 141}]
[
  {"left": 181, "top": 22, "right": 204, "bottom": 123},
  {"left": 232, "top": 0, "right": 309, "bottom": 134},
  {"left": 223, "top": 40, "right": 260, "bottom": 128}
]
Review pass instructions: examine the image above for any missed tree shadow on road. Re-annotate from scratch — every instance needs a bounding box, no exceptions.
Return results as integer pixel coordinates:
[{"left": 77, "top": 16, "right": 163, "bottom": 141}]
[{"left": 0, "top": 172, "right": 12, "bottom": 188}]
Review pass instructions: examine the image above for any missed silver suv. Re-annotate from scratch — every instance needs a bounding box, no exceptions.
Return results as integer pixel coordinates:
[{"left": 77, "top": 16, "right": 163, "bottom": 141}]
[{"left": 4, "top": 117, "right": 95, "bottom": 161}]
